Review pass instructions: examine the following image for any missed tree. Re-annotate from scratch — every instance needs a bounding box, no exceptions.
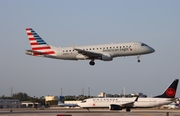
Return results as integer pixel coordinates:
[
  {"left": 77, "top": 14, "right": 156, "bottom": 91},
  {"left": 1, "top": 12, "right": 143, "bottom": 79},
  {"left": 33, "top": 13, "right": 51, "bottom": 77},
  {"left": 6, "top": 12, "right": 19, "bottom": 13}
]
[{"left": 12, "top": 92, "right": 29, "bottom": 101}]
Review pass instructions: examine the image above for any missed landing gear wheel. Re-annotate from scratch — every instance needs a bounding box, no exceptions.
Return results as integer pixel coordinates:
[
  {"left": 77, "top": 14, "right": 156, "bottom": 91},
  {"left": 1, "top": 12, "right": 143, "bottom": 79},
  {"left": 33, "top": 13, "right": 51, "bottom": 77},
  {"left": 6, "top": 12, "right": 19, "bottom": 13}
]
[
  {"left": 89, "top": 61, "right": 95, "bottom": 66},
  {"left": 138, "top": 59, "right": 140, "bottom": 62},
  {"left": 137, "top": 55, "right": 141, "bottom": 63},
  {"left": 126, "top": 107, "right": 131, "bottom": 112}
]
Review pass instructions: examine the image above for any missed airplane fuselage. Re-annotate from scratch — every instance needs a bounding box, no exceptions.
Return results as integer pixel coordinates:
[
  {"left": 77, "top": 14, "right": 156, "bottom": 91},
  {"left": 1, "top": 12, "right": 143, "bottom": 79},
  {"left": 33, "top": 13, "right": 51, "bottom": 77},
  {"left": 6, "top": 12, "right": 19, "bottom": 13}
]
[
  {"left": 78, "top": 97, "right": 173, "bottom": 108},
  {"left": 28, "top": 42, "right": 154, "bottom": 61},
  {"left": 78, "top": 79, "right": 179, "bottom": 112},
  {"left": 25, "top": 28, "right": 155, "bottom": 65}
]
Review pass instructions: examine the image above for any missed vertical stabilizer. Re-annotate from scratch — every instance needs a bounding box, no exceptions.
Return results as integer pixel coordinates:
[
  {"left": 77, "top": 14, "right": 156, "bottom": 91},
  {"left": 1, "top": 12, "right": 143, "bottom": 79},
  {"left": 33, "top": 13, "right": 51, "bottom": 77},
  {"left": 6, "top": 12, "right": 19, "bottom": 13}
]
[
  {"left": 154, "top": 79, "right": 179, "bottom": 98},
  {"left": 26, "top": 28, "right": 55, "bottom": 56}
]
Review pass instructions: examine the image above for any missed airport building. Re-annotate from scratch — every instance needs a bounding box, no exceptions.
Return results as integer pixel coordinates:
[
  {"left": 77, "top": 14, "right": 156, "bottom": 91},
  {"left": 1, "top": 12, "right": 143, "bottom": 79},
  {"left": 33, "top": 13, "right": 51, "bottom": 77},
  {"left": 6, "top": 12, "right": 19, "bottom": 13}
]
[
  {"left": 45, "top": 95, "right": 58, "bottom": 102},
  {"left": 21, "top": 101, "right": 41, "bottom": 108},
  {"left": 0, "top": 99, "right": 21, "bottom": 108},
  {"left": 98, "top": 92, "right": 106, "bottom": 97}
]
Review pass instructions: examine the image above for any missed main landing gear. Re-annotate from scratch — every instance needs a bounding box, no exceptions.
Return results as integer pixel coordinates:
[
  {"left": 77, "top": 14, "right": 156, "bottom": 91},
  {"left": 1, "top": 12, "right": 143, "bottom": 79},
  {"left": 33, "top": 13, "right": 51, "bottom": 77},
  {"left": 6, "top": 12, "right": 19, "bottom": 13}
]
[
  {"left": 89, "top": 60, "right": 95, "bottom": 66},
  {"left": 137, "top": 55, "right": 141, "bottom": 63},
  {"left": 126, "top": 107, "right": 131, "bottom": 112}
]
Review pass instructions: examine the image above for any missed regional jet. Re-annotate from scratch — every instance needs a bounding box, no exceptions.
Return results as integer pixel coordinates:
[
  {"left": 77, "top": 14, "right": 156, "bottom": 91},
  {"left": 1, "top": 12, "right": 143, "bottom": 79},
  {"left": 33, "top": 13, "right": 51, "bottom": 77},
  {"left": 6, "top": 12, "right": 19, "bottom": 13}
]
[
  {"left": 25, "top": 28, "right": 155, "bottom": 65},
  {"left": 78, "top": 79, "right": 179, "bottom": 112},
  {"left": 58, "top": 101, "right": 78, "bottom": 108}
]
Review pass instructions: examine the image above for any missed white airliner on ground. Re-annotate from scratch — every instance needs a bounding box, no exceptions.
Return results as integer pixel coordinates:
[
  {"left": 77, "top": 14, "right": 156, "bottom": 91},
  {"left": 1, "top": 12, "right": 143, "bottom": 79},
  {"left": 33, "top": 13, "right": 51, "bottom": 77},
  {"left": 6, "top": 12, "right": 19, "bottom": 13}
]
[
  {"left": 78, "top": 79, "right": 179, "bottom": 112},
  {"left": 25, "top": 28, "right": 155, "bottom": 65}
]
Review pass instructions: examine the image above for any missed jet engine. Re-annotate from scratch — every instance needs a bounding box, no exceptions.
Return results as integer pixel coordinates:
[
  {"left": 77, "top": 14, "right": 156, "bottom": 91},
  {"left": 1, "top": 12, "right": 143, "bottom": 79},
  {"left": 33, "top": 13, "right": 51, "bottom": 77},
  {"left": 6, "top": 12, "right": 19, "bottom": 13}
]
[
  {"left": 109, "top": 104, "right": 122, "bottom": 110},
  {"left": 101, "top": 54, "right": 113, "bottom": 61}
]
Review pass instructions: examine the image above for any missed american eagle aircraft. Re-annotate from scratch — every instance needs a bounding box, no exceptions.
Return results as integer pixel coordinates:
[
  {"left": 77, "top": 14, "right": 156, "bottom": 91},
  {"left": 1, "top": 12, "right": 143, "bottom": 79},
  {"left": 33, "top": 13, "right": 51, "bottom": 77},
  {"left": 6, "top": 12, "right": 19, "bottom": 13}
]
[
  {"left": 78, "top": 79, "right": 179, "bottom": 112},
  {"left": 25, "top": 28, "right": 155, "bottom": 65}
]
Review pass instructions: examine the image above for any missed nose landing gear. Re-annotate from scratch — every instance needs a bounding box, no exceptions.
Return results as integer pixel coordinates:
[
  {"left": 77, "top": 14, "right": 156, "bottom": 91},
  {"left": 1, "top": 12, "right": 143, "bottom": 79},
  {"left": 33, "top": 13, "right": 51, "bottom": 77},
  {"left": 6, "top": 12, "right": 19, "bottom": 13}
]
[
  {"left": 137, "top": 55, "right": 141, "bottom": 63},
  {"left": 89, "top": 60, "right": 95, "bottom": 66}
]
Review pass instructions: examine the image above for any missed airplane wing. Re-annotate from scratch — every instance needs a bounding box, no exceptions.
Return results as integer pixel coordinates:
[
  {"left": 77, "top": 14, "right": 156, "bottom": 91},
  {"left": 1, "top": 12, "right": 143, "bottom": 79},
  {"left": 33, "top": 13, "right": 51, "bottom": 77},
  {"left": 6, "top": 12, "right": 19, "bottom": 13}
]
[
  {"left": 121, "top": 101, "right": 135, "bottom": 107},
  {"left": 119, "top": 96, "right": 139, "bottom": 107},
  {"left": 73, "top": 47, "right": 102, "bottom": 59}
]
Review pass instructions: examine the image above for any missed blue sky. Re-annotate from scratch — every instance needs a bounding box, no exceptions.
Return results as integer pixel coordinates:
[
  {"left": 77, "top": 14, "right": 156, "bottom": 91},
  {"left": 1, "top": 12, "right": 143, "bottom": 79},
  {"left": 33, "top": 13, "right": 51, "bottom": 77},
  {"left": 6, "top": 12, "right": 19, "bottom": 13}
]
[{"left": 0, "top": 0, "right": 180, "bottom": 98}]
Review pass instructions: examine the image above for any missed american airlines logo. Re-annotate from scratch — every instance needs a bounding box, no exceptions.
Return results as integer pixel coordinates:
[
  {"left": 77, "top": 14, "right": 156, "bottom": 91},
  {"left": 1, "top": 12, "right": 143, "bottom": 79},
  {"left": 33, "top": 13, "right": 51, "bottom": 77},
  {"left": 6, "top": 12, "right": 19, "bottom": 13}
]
[{"left": 103, "top": 46, "right": 132, "bottom": 52}]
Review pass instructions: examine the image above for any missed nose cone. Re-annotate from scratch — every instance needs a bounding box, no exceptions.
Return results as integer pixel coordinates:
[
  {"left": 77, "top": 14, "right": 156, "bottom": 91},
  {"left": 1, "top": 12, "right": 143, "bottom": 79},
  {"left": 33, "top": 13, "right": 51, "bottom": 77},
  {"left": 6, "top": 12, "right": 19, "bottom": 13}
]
[{"left": 150, "top": 47, "right": 155, "bottom": 53}]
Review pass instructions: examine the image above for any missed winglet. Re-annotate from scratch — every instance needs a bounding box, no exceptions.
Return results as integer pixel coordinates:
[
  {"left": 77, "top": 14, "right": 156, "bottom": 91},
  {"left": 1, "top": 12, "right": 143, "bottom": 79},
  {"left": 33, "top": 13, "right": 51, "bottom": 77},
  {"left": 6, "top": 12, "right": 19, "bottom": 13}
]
[
  {"left": 71, "top": 44, "right": 75, "bottom": 49},
  {"left": 134, "top": 96, "right": 139, "bottom": 102}
]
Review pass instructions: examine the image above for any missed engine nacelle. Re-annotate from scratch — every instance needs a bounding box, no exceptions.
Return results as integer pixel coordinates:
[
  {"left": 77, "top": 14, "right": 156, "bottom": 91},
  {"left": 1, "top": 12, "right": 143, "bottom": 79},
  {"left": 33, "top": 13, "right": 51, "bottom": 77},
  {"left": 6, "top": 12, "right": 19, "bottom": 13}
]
[
  {"left": 109, "top": 104, "right": 122, "bottom": 110},
  {"left": 101, "top": 54, "right": 113, "bottom": 61},
  {"left": 76, "top": 54, "right": 88, "bottom": 60}
]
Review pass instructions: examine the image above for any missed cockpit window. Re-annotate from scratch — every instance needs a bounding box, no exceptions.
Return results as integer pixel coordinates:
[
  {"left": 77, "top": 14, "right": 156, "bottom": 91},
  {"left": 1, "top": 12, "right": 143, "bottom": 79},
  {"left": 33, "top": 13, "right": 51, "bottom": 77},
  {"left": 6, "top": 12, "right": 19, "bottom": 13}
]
[
  {"left": 81, "top": 100, "right": 86, "bottom": 103},
  {"left": 141, "top": 43, "right": 147, "bottom": 46}
]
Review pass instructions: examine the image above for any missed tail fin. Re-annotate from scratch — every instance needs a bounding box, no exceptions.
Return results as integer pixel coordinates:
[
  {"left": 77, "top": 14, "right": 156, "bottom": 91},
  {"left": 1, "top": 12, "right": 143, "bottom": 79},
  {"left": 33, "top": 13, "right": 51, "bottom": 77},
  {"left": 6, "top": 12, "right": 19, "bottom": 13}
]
[
  {"left": 154, "top": 79, "right": 179, "bottom": 98},
  {"left": 58, "top": 101, "right": 64, "bottom": 105},
  {"left": 25, "top": 28, "right": 55, "bottom": 56},
  {"left": 58, "top": 96, "right": 65, "bottom": 106}
]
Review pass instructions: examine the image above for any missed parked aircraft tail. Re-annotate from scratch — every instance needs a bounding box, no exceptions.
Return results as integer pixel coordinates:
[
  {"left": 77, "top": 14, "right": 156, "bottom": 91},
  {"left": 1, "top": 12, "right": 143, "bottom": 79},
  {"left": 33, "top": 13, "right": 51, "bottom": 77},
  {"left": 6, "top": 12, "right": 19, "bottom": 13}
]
[
  {"left": 154, "top": 79, "right": 179, "bottom": 98},
  {"left": 58, "top": 100, "right": 64, "bottom": 105},
  {"left": 25, "top": 28, "right": 56, "bottom": 56}
]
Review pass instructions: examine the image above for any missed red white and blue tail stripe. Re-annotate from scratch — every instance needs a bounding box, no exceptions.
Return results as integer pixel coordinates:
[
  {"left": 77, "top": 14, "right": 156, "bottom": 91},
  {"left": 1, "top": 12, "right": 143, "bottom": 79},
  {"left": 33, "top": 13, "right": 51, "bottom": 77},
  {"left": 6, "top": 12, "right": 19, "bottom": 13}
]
[{"left": 26, "top": 28, "right": 55, "bottom": 56}]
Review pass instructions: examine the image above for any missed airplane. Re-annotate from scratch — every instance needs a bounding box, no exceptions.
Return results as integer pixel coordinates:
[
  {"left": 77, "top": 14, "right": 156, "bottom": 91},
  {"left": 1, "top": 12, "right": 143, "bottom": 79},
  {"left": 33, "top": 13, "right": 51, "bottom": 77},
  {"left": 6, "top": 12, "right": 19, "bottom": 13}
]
[
  {"left": 163, "top": 101, "right": 180, "bottom": 109},
  {"left": 78, "top": 79, "right": 179, "bottom": 112},
  {"left": 25, "top": 28, "right": 155, "bottom": 66},
  {"left": 57, "top": 100, "right": 79, "bottom": 107}
]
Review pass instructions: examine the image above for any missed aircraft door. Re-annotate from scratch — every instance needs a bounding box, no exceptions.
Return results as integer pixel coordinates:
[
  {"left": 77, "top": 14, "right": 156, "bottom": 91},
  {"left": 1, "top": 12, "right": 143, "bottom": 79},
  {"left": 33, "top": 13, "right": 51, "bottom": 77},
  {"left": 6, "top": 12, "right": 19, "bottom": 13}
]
[
  {"left": 133, "top": 44, "right": 139, "bottom": 51},
  {"left": 58, "top": 49, "right": 62, "bottom": 57}
]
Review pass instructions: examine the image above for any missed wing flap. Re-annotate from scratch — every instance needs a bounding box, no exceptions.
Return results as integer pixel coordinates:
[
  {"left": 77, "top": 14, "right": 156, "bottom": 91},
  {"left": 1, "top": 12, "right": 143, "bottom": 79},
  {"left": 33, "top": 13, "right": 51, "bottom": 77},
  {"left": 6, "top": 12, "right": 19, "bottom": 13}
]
[{"left": 121, "top": 102, "right": 135, "bottom": 107}]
